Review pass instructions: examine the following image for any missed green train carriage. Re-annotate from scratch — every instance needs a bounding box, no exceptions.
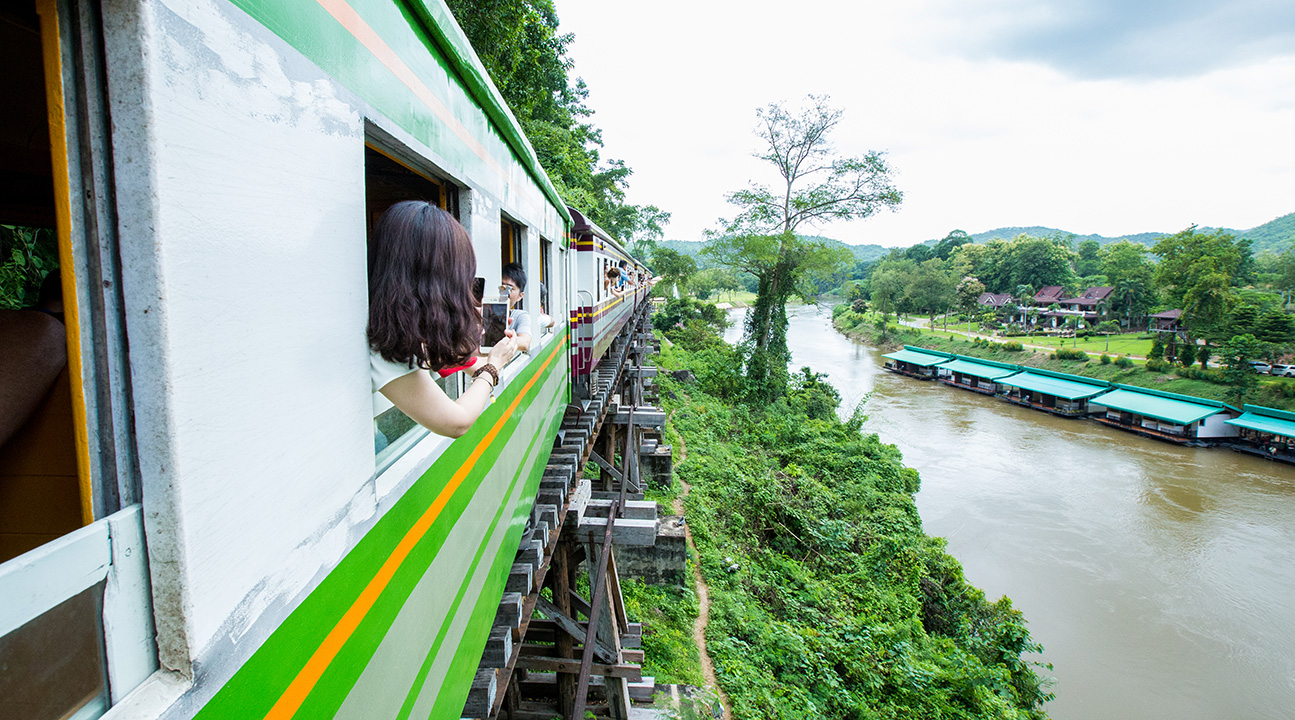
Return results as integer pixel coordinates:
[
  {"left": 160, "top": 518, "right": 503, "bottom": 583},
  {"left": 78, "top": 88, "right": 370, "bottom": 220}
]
[{"left": 0, "top": 0, "right": 646, "bottom": 717}]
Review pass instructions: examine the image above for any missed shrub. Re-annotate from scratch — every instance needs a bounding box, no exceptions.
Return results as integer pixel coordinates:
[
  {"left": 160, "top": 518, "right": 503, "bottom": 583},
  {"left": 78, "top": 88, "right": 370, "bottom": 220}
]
[
  {"left": 1053, "top": 347, "right": 1089, "bottom": 361},
  {"left": 1146, "top": 358, "right": 1168, "bottom": 372},
  {"left": 850, "top": 298, "right": 868, "bottom": 313},
  {"left": 1115, "top": 356, "right": 1134, "bottom": 368},
  {"left": 1100, "top": 354, "right": 1112, "bottom": 364},
  {"left": 1002, "top": 341, "right": 1024, "bottom": 351}
]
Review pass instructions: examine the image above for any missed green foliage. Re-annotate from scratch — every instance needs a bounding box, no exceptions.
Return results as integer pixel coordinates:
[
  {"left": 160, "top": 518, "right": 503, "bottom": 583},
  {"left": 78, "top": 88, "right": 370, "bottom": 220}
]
[
  {"left": 1179, "top": 343, "right": 1197, "bottom": 367},
  {"left": 1, "top": 225, "right": 58, "bottom": 310},
  {"left": 652, "top": 247, "right": 698, "bottom": 294},
  {"left": 1002, "top": 341, "right": 1024, "bottom": 352},
  {"left": 707, "top": 95, "right": 901, "bottom": 401},
  {"left": 620, "top": 579, "right": 704, "bottom": 685},
  {"left": 445, "top": 0, "right": 665, "bottom": 240},
  {"left": 1052, "top": 347, "right": 1088, "bottom": 361},
  {"left": 654, "top": 297, "right": 728, "bottom": 335},
  {"left": 1099, "top": 353, "right": 1112, "bottom": 364},
  {"left": 1148, "top": 337, "right": 1165, "bottom": 360},
  {"left": 1145, "top": 358, "right": 1169, "bottom": 372},
  {"left": 657, "top": 323, "right": 1053, "bottom": 719},
  {"left": 1115, "top": 356, "right": 1134, "bottom": 368},
  {"left": 1221, "top": 333, "right": 1264, "bottom": 404}
]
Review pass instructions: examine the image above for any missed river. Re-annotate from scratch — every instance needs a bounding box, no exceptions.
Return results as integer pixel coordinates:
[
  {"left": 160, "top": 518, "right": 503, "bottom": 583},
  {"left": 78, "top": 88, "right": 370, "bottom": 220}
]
[{"left": 725, "top": 303, "right": 1295, "bottom": 720}]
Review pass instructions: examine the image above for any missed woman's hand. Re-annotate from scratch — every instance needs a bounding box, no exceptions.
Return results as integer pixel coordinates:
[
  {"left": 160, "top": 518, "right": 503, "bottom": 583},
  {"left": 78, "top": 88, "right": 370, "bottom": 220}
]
[{"left": 487, "top": 333, "right": 518, "bottom": 369}]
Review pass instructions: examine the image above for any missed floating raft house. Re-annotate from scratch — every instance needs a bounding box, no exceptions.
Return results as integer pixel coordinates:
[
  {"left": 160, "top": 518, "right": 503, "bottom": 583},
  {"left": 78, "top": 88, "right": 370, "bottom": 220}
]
[
  {"left": 1091, "top": 386, "right": 1239, "bottom": 443},
  {"left": 936, "top": 357, "right": 1020, "bottom": 395},
  {"left": 998, "top": 369, "right": 1111, "bottom": 417},
  {"left": 1226, "top": 405, "right": 1295, "bottom": 460},
  {"left": 881, "top": 346, "right": 953, "bottom": 379}
]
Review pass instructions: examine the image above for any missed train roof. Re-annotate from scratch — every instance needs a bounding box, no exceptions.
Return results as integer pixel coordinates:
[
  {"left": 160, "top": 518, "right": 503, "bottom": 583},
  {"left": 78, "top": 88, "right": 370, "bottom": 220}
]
[
  {"left": 567, "top": 206, "right": 640, "bottom": 264},
  {"left": 417, "top": 1, "right": 570, "bottom": 224}
]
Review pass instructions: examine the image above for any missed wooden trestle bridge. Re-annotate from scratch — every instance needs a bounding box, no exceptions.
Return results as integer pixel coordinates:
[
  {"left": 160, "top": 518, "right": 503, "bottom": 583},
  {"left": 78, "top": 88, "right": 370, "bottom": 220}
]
[{"left": 464, "top": 299, "right": 673, "bottom": 719}]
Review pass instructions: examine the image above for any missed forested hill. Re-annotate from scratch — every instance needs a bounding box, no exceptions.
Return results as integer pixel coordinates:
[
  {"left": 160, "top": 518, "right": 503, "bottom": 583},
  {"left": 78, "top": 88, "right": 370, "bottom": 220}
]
[
  {"left": 966, "top": 211, "right": 1295, "bottom": 252},
  {"left": 661, "top": 236, "right": 890, "bottom": 267}
]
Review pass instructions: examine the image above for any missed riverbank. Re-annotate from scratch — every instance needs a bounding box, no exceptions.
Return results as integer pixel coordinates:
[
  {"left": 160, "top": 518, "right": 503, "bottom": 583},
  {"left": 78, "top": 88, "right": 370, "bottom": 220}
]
[
  {"left": 832, "top": 306, "right": 1295, "bottom": 412},
  {"left": 649, "top": 307, "right": 1053, "bottom": 720}
]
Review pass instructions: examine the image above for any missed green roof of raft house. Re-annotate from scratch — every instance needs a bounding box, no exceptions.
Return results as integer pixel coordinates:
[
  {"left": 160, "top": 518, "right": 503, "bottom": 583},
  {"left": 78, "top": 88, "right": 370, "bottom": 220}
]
[
  {"left": 997, "top": 368, "right": 1111, "bottom": 417},
  {"left": 881, "top": 346, "right": 954, "bottom": 379},
  {"left": 936, "top": 356, "right": 1021, "bottom": 394},
  {"left": 1091, "top": 385, "right": 1239, "bottom": 443},
  {"left": 1227, "top": 405, "right": 1295, "bottom": 439}
]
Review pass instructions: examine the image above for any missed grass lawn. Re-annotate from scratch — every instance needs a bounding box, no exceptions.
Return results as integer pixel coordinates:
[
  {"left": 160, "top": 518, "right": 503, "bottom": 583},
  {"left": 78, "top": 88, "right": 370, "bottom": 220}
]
[{"left": 1015, "top": 332, "right": 1154, "bottom": 357}]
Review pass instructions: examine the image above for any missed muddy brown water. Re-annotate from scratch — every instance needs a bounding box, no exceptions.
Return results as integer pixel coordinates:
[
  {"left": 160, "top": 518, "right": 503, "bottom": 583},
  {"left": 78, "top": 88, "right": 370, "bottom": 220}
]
[{"left": 725, "top": 304, "right": 1295, "bottom": 719}]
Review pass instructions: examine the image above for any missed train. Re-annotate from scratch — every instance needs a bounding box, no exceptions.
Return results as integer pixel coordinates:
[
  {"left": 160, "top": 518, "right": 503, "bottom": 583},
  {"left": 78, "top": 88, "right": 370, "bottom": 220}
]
[{"left": 0, "top": 0, "right": 652, "bottom": 718}]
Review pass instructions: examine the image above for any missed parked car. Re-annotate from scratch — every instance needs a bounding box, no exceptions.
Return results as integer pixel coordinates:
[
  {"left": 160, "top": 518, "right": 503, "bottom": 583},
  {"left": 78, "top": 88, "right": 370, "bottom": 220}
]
[
  {"left": 1248, "top": 360, "right": 1273, "bottom": 374},
  {"left": 1271, "top": 363, "right": 1295, "bottom": 377}
]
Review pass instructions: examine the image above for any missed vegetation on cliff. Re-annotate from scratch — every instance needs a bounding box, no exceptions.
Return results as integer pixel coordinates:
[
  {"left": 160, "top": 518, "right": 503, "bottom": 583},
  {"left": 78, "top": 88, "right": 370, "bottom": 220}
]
[{"left": 652, "top": 300, "right": 1052, "bottom": 719}]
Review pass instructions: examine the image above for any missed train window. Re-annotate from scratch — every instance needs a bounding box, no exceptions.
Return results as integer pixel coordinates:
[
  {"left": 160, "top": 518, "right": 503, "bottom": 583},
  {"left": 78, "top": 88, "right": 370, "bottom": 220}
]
[
  {"left": 365, "top": 139, "right": 464, "bottom": 467},
  {"left": 539, "top": 237, "right": 551, "bottom": 320},
  {"left": 500, "top": 216, "right": 522, "bottom": 267},
  {"left": 0, "top": 3, "right": 87, "bottom": 563},
  {"left": 364, "top": 145, "right": 457, "bottom": 230},
  {"left": 2, "top": 0, "right": 156, "bottom": 714}
]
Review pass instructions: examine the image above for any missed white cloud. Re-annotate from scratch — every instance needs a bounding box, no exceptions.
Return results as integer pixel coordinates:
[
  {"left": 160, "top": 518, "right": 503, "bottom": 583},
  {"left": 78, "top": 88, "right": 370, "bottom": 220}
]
[{"left": 557, "top": 0, "right": 1295, "bottom": 247}]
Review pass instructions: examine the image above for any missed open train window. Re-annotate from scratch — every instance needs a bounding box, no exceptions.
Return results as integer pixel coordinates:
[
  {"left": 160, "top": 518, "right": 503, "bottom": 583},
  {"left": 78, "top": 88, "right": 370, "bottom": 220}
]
[
  {"left": 364, "top": 140, "right": 464, "bottom": 467},
  {"left": 2, "top": 1, "right": 155, "bottom": 716},
  {"left": 539, "top": 237, "right": 551, "bottom": 317},
  {"left": 500, "top": 216, "right": 522, "bottom": 267},
  {"left": 0, "top": 2, "right": 83, "bottom": 567}
]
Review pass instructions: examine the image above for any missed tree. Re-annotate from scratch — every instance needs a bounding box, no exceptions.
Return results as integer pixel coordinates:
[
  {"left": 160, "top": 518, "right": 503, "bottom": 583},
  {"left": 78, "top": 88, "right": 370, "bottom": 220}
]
[
  {"left": 1006, "top": 235, "right": 1076, "bottom": 290},
  {"left": 956, "top": 276, "right": 986, "bottom": 318},
  {"left": 934, "top": 230, "right": 972, "bottom": 261},
  {"left": 868, "top": 265, "right": 907, "bottom": 326},
  {"left": 1256, "top": 308, "right": 1295, "bottom": 344},
  {"left": 1075, "top": 239, "right": 1103, "bottom": 277},
  {"left": 705, "top": 95, "right": 901, "bottom": 399},
  {"left": 651, "top": 247, "right": 696, "bottom": 295},
  {"left": 906, "top": 259, "right": 955, "bottom": 328},
  {"left": 1111, "top": 277, "right": 1152, "bottom": 330},
  {"left": 1154, "top": 226, "right": 1249, "bottom": 339},
  {"left": 1221, "top": 333, "right": 1263, "bottom": 405}
]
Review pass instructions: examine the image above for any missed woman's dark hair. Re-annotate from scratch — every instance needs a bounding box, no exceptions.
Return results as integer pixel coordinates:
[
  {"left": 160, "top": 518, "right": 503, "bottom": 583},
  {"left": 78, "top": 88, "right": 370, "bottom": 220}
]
[
  {"left": 368, "top": 201, "right": 481, "bottom": 370},
  {"left": 606, "top": 267, "right": 620, "bottom": 279}
]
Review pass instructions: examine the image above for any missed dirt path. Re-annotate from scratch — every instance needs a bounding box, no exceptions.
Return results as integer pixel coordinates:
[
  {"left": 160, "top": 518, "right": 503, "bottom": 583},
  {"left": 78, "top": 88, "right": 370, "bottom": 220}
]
[{"left": 670, "top": 418, "right": 731, "bottom": 718}]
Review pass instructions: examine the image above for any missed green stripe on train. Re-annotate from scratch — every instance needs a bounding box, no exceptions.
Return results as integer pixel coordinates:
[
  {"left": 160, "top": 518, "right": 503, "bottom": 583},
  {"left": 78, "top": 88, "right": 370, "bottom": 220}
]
[
  {"left": 194, "top": 331, "right": 568, "bottom": 718},
  {"left": 229, "top": 0, "right": 568, "bottom": 221}
]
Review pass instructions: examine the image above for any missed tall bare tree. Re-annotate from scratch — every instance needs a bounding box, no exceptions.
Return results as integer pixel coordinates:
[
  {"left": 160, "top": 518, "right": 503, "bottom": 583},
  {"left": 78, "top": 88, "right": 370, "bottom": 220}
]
[{"left": 704, "top": 96, "right": 902, "bottom": 398}]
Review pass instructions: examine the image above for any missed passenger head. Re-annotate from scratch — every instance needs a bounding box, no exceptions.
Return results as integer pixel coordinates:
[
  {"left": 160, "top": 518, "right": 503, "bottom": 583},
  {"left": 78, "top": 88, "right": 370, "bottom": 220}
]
[
  {"left": 501, "top": 262, "right": 526, "bottom": 307},
  {"left": 367, "top": 201, "right": 481, "bottom": 370}
]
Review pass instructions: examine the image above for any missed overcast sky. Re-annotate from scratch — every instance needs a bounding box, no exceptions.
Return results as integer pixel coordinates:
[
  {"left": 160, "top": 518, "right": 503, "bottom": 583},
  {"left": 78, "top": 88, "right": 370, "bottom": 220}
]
[{"left": 555, "top": 0, "right": 1295, "bottom": 248}]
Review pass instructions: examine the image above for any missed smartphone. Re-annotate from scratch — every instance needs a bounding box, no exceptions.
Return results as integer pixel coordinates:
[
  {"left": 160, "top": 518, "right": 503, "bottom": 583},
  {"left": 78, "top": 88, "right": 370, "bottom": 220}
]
[
  {"left": 480, "top": 300, "right": 510, "bottom": 351},
  {"left": 472, "top": 277, "right": 486, "bottom": 305}
]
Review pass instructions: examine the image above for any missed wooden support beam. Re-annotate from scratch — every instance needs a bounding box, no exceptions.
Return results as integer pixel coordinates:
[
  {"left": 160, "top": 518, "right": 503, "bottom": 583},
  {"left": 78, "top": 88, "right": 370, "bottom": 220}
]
[
  {"left": 534, "top": 596, "right": 617, "bottom": 664},
  {"left": 583, "top": 499, "right": 657, "bottom": 521},
  {"left": 588, "top": 451, "right": 622, "bottom": 483},
  {"left": 516, "top": 656, "right": 642, "bottom": 681},
  {"left": 576, "top": 516, "right": 657, "bottom": 546},
  {"left": 611, "top": 407, "right": 665, "bottom": 428},
  {"left": 568, "top": 590, "right": 592, "bottom": 620}
]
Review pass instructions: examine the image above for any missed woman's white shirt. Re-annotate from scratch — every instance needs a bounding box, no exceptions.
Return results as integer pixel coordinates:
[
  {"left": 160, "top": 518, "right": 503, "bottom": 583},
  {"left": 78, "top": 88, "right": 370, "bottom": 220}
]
[{"left": 371, "top": 348, "right": 418, "bottom": 415}]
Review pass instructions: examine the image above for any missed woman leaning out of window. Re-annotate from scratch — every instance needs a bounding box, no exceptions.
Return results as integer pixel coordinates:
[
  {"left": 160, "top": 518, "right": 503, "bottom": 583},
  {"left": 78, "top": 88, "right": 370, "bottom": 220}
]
[{"left": 368, "top": 201, "right": 517, "bottom": 438}]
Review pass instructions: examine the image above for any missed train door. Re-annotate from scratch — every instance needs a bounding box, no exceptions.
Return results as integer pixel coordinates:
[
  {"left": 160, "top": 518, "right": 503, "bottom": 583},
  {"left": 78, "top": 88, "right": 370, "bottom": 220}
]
[{"left": 1, "top": 0, "right": 157, "bottom": 717}]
